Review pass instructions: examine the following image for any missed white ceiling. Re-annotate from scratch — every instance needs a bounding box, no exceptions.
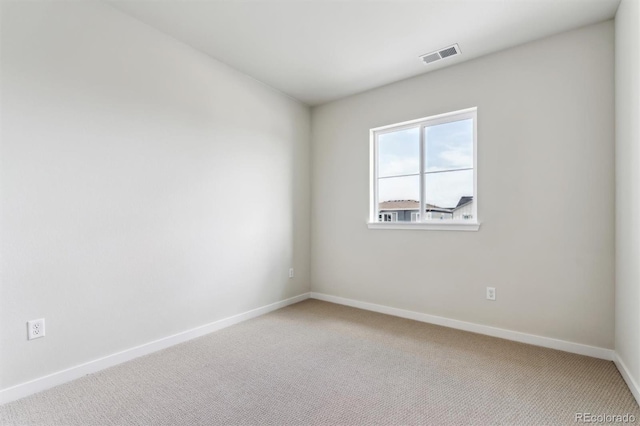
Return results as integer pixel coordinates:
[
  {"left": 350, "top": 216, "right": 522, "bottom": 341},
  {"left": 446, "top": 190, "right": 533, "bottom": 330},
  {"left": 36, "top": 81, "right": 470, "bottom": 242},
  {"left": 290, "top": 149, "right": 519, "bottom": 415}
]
[{"left": 109, "top": 0, "right": 620, "bottom": 106}]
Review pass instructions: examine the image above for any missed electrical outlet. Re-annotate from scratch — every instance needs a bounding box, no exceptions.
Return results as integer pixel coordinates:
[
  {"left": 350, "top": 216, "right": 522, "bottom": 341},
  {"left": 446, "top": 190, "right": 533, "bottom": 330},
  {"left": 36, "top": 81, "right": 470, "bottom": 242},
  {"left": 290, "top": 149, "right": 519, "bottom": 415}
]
[
  {"left": 288, "top": 268, "right": 294, "bottom": 279},
  {"left": 27, "top": 318, "right": 45, "bottom": 340},
  {"left": 486, "top": 287, "right": 496, "bottom": 301}
]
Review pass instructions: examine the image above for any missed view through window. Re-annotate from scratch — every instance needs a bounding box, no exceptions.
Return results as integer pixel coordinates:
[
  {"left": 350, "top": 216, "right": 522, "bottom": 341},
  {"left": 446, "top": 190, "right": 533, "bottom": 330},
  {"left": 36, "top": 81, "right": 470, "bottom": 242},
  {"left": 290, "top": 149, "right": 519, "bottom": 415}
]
[{"left": 372, "top": 108, "right": 476, "bottom": 225}]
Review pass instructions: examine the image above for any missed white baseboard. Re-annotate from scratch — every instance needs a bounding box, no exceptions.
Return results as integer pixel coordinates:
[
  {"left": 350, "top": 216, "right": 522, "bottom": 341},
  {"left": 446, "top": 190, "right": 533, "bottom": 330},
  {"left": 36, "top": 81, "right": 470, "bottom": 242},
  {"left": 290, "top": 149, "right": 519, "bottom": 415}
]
[
  {"left": 4, "top": 292, "right": 629, "bottom": 407},
  {"left": 0, "top": 292, "right": 311, "bottom": 405},
  {"left": 614, "top": 353, "right": 640, "bottom": 406},
  {"left": 310, "top": 292, "right": 614, "bottom": 361}
]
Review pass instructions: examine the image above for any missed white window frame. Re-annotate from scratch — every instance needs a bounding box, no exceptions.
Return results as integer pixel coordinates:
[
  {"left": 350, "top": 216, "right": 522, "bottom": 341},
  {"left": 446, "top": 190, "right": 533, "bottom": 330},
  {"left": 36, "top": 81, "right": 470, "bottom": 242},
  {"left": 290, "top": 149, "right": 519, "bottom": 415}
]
[{"left": 368, "top": 107, "right": 480, "bottom": 231}]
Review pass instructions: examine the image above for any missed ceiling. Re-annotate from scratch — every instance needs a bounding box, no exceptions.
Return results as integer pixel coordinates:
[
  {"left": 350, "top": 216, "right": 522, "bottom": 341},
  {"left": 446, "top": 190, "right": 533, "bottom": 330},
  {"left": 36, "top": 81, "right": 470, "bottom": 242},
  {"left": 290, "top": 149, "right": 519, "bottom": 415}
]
[{"left": 109, "top": 0, "right": 621, "bottom": 106}]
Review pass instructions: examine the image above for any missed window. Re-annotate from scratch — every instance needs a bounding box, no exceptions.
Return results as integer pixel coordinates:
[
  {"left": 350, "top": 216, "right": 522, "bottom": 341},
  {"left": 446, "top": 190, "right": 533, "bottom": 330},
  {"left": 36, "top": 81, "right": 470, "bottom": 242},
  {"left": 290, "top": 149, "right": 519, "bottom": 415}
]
[
  {"left": 378, "top": 212, "right": 398, "bottom": 222},
  {"left": 369, "top": 107, "right": 479, "bottom": 231}
]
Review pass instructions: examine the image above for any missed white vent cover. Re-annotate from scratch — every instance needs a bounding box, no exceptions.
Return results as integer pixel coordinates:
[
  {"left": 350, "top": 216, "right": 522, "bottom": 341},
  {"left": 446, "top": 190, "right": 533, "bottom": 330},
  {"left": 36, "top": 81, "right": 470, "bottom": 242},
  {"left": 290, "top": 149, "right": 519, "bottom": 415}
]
[{"left": 419, "top": 44, "right": 461, "bottom": 65}]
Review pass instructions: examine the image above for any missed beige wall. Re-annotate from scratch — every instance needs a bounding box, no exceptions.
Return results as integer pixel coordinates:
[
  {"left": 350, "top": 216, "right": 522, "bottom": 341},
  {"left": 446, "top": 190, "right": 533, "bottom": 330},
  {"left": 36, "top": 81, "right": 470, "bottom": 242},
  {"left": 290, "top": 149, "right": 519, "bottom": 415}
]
[
  {"left": 0, "top": 2, "right": 311, "bottom": 389},
  {"left": 311, "top": 21, "right": 615, "bottom": 349},
  {"left": 615, "top": 0, "right": 640, "bottom": 394},
  {"left": 0, "top": 0, "right": 623, "bottom": 396}
]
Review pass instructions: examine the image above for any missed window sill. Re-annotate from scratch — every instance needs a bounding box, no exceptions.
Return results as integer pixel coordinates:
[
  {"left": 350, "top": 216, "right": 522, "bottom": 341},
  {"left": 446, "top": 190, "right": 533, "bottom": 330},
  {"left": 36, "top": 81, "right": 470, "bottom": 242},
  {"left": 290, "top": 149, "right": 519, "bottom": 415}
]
[{"left": 367, "top": 221, "right": 481, "bottom": 231}]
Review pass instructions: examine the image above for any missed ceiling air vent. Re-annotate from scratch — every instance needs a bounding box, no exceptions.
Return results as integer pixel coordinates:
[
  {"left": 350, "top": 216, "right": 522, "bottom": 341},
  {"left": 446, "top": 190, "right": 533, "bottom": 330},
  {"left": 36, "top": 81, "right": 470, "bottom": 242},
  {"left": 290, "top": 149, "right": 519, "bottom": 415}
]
[{"left": 419, "top": 44, "right": 461, "bottom": 65}]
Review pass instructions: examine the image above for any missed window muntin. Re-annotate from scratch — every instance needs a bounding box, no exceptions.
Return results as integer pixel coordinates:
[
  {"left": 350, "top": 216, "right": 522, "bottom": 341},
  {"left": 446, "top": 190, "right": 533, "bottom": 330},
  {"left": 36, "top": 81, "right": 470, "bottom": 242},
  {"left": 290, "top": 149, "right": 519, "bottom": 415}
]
[{"left": 371, "top": 108, "right": 477, "bottom": 229}]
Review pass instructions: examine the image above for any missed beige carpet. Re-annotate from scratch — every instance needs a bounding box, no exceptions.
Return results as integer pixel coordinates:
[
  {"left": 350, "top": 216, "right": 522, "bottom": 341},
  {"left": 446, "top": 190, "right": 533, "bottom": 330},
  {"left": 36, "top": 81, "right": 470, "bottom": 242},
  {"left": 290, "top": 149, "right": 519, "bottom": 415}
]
[{"left": 1, "top": 299, "right": 638, "bottom": 425}]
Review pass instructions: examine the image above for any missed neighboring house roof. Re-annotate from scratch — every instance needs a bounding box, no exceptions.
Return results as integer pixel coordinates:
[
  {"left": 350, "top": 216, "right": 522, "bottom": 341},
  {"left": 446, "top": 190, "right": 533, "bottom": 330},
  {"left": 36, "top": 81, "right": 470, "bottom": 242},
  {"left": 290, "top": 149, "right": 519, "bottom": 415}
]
[
  {"left": 378, "top": 199, "right": 450, "bottom": 213},
  {"left": 425, "top": 206, "right": 453, "bottom": 214},
  {"left": 454, "top": 196, "right": 473, "bottom": 210},
  {"left": 380, "top": 197, "right": 473, "bottom": 213},
  {"left": 379, "top": 200, "right": 420, "bottom": 211}
]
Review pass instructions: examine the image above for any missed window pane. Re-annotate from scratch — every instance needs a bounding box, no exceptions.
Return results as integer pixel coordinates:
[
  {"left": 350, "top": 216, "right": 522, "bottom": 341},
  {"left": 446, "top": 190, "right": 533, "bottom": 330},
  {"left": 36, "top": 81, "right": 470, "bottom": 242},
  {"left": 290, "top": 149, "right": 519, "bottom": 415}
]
[
  {"left": 378, "top": 175, "right": 419, "bottom": 223},
  {"left": 425, "top": 119, "right": 473, "bottom": 173},
  {"left": 378, "top": 127, "right": 420, "bottom": 178},
  {"left": 424, "top": 169, "right": 474, "bottom": 220}
]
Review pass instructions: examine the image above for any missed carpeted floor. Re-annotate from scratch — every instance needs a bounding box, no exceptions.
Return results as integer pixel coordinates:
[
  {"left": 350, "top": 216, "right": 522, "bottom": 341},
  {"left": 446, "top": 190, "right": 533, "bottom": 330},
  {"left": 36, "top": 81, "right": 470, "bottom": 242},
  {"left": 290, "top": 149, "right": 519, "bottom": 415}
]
[{"left": 1, "top": 299, "right": 638, "bottom": 425}]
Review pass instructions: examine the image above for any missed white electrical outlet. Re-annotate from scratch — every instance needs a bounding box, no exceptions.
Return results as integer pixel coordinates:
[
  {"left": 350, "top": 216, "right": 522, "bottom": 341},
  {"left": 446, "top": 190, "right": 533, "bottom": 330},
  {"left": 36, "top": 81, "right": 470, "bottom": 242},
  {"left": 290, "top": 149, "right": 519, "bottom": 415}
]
[
  {"left": 27, "top": 318, "right": 45, "bottom": 340},
  {"left": 486, "top": 287, "right": 496, "bottom": 301},
  {"left": 288, "top": 268, "right": 294, "bottom": 278}
]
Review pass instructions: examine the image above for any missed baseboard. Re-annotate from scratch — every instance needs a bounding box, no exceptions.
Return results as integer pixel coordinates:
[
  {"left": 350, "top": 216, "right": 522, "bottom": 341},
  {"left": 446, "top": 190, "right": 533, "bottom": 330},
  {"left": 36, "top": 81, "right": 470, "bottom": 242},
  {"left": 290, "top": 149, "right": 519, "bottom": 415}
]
[
  {"left": 310, "top": 292, "right": 614, "bottom": 361},
  {"left": 614, "top": 353, "right": 640, "bottom": 406},
  {"left": 0, "top": 292, "right": 311, "bottom": 405}
]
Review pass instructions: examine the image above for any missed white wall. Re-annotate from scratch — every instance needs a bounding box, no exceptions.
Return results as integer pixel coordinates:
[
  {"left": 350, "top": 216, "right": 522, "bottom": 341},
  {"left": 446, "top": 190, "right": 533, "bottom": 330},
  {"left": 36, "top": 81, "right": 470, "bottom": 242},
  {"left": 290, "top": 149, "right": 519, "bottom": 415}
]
[
  {"left": 0, "top": 1, "right": 310, "bottom": 389},
  {"left": 311, "top": 21, "right": 615, "bottom": 349},
  {"left": 615, "top": 0, "right": 640, "bottom": 398}
]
